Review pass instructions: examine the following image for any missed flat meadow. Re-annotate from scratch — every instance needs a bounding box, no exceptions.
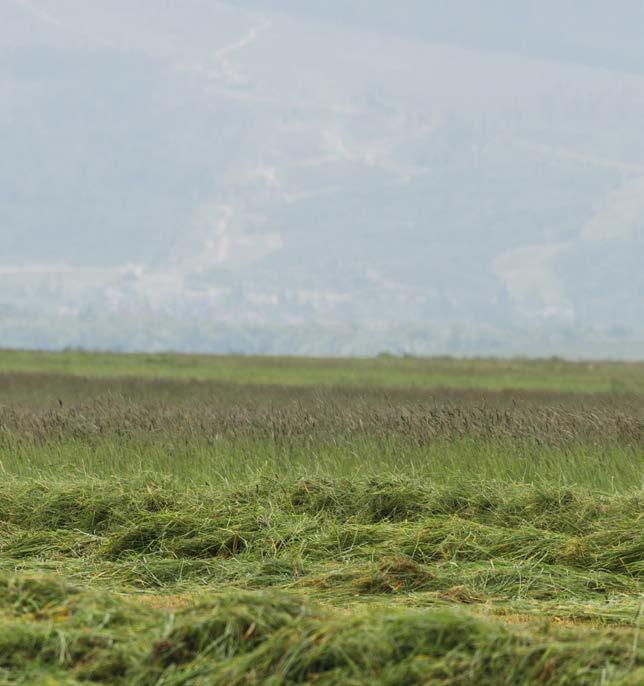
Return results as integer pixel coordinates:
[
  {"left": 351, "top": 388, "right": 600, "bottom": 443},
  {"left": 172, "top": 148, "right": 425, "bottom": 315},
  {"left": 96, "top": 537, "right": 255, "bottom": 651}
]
[{"left": 0, "top": 350, "right": 642, "bottom": 684}]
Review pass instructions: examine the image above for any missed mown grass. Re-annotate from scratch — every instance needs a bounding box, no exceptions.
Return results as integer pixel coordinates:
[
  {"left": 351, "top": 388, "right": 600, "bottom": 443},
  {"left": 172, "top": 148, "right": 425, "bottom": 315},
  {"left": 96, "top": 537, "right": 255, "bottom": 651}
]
[
  {"left": 0, "top": 477, "right": 642, "bottom": 684},
  {"left": 0, "top": 359, "right": 642, "bottom": 683},
  {"left": 1, "top": 575, "right": 640, "bottom": 686}
]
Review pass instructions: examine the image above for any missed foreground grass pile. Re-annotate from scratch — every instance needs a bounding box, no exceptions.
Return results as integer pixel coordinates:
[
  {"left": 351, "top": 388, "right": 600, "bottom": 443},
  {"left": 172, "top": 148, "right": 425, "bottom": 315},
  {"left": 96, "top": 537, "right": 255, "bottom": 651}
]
[
  {"left": 1, "top": 575, "right": 641, "bottom": 686},
  {"left": 0, "top": 478, "right": 641, "bottom": 683},
  {"left": 0, "top": 352, "right": 642, "bottom": 683}
]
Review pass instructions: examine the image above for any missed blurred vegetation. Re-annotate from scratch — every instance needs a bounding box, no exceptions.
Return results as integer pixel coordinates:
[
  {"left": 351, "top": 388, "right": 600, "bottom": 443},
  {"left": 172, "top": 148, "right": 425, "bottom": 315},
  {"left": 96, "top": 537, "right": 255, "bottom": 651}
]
[
  {"left": 0, "top": 354, "right": 641, "bottom": 683},
  {"left": 2, "top": 349, "right": 644, "bottom": 393}
]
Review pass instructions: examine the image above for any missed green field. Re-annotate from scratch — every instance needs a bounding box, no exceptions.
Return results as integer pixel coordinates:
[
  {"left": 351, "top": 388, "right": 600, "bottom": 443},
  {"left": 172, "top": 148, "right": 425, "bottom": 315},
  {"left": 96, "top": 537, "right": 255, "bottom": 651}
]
[
  {"left": 2, "top": 348, "right": 644, "bottom": 393},
  {"left": 0, "top": 351, "right": 642, "bottom": 684}
]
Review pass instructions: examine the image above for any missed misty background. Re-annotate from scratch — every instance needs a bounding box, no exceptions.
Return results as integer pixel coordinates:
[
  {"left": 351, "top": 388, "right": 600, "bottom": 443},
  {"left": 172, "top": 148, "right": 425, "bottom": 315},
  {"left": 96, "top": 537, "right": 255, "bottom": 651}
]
[{"left": 1, "top": 0, "right": 643, "bottom": 357}]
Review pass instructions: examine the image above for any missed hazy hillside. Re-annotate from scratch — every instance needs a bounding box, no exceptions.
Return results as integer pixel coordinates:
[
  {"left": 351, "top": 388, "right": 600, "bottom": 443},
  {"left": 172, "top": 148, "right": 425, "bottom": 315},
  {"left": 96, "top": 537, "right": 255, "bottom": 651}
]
[{"left": 1, "top": 1, "right": 643, "bottom": 355}]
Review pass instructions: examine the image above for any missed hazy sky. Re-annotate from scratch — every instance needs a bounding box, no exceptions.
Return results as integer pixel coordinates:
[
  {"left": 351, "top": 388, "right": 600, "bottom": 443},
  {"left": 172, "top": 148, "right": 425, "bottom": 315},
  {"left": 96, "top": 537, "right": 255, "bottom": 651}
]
[{"left": 1, "top": 1, "right": 643, "bottom": 354}]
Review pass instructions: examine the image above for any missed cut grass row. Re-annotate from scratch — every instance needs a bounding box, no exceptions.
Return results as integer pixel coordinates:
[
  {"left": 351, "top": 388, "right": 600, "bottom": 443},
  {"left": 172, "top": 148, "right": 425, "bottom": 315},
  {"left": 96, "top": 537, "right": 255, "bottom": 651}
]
[
  {"left": 1, "top": 576, "right": 640, "bottom": 685},
  {"left": 0, "top": 477, "right": 642, "bottom": 684},
  {"left": 1, "top": 477, "right": 641, "bottom": 599}
]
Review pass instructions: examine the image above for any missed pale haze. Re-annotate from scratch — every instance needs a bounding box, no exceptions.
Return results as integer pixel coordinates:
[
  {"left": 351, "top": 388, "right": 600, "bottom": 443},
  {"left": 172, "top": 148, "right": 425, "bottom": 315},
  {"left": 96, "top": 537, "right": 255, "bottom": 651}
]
[{"left": 2, "top": 1, "right": 643, "bottom": 356}]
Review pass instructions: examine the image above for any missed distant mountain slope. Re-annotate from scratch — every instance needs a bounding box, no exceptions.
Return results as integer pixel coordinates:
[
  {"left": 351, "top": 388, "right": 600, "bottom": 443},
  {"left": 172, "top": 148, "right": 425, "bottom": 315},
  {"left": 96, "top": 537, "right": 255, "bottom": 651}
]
[{"left": 1, "top": 1, "right": 643, "bottom": 354}]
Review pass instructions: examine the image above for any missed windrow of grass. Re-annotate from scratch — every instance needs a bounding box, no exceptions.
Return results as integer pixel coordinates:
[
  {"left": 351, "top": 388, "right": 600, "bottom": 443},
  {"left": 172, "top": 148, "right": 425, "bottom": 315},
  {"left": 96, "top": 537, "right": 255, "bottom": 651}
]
[
  {"left": 1, "top": 477, "right": 641, "bottom": 538},
  {"left": 0, "top": 479, "right": 641, "bottom": 604},
  {"left": 0, "top": 574, "right": 641, "bottom": 685}
]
